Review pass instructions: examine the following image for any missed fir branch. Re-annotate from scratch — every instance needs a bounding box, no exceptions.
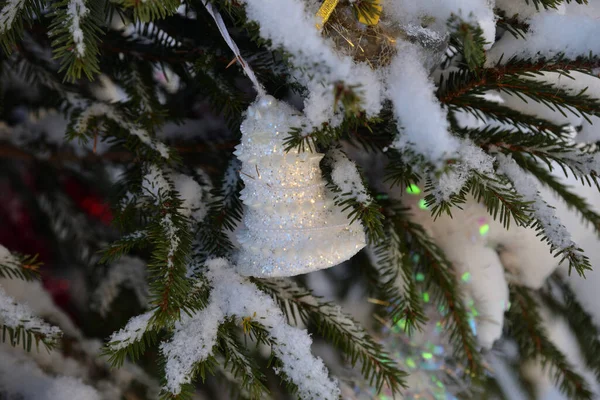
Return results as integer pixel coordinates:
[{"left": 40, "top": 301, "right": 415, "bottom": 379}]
[
  {"left": 255, "top": 278, "right": 407, "bottom": 394},
  {"left": 0, "top": 0, "right": 44, "bottom": 53},
  {"left": 49, "top": 0, "right": 104, "bottom": 81},
  {"left": 496, "top": 153, "right": 593, "bottom": 277},
  {"left": 0, "top": 252, "right": 41, "bottom": 281},
  {"left": 507, "top": 285, "right": 594, "bottom": 400},
  {"left": 372, "top": 218, "right": 427, "bottom": 335},
  {"left": 439, "top": 56, "right": 600, "bottom": 123},
  {"left": 513, "top": 155, "right": 600, "bottom": 236},
  {"left": 547, "top": 274, "right": 600, "bottom": 382},
  {"left": 322, "top": 148, "right": 385, "bottom": 243},
  {"left": 105, "top": 310, "right": 158, "bottom": 367},
  {"left": 467, "top": 172, "right": 532, "bottom": 230},
  {"left": 526, "top": 0, "right": 587, "bottom": 10},
  {"left": 448, "top": 17, "right": 487, "bottom": 71},
  {"left": 389, "top": 206, "right": 484, "bottom": 377},
  {"left": 115, "top": 0, "right": 180, "bottom": 22},
  {"left": 0, "top": 286, "right": 62, "bottom": 352},
  {"left": 216, "top": 325, "right": 271, "bottom": 399}
]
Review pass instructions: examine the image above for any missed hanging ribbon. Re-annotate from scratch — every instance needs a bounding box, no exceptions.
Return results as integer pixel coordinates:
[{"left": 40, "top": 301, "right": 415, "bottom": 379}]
[{"left": 202, "top": 1, "right": 266, "bottom": 97}]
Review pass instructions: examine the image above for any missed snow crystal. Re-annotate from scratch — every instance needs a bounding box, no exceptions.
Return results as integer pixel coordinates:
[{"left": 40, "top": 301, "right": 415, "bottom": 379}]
[
  {"left": 0, "top": 244, "right": 16, "bottom": 266},
  {"left": 0, "top": 0, "right": 25, "bottom": 33},
  {"left": 388, "top": 42, "right": 461, "bottom": 164},
  {"left": 327, "top": 149, "right": 371, "bottom": 205},
  {"left": 239, "top": 0, "right": 382, "bottom": 127},
  {"left": 0, "top": 352, "right": 100, "bottom": 400},
  {"left": 0, "top": 285, "right": 62, "bottom": 339},
  {"left": 67, "top": 0, "right": 89, "bottom": 57},
  {"left": 161, "top": 258, "right": 340, "bottom": 399},
  {"left": 107, "top": 311, "right": 153, "bottom": 351},
  {"left": 496, "top": 153, "right": 576, "bottom": 251},
  {"left": 487, "top": 12, "right": 600, "bottom": 66}
]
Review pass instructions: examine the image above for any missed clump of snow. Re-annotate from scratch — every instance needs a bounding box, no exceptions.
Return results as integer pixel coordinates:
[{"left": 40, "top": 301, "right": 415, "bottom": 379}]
[
  {"left": 107, "top": 311, "right": 154, "bottom": 352},
  {"left": 0, "top": 285, "right": 62, "bottom": 341},
  {"left": 238, "top": 0, "right": 382, "bottom": 127},
  {"left": 66, "top": 0, "right": 89, "bottom": 57},
  {"left": 387, "top": 0, "right": 496, "bottom": 48},
  {"left": 436, "top": 142, "right": 495, "bottom": 199},
  {"left": 161, "top": 258, "right": 340, "bottom": 399},
  {"left": 0, "top": 0, "right": 25, "bottom": 33},
  {"left": 388, "top": 42, "right": 461, "bottom": 164},
  {"left": 0, "top": 352, "right": 100, "bottom": 400},
  {"left": 487, "top": 12, "right": 600, "bottom": 66},
  {"left": 171, "top": 172, "right": 211, "bottom": 222},
  {"left": 326, "top": 149, "right": 372, "bottom": 205}
]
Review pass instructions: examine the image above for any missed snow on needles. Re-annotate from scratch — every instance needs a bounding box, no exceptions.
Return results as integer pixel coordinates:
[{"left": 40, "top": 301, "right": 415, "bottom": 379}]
[
  {"left": 0, "top": 285, "right": 62, "bottom": 341},
  {"left": 0, "top": 0, "right": 25, "bottom": 33},
  {"left": 496, "top": 153, "right": 579, "bottom": 253},
  {"left": 67, "top": 0, "right": 89, "bottom": 57},
  {"left": 327, "top": 149, "right": 372, "bottom": 205},
  {"left": 161, "top": 258, "right": 340, "bottom": 399},
  {"left": 107, "top": 311, "right": 153, "bottom": 352},
  {"left": 239, "top": 0, "right": 382, "bottom": 127}
]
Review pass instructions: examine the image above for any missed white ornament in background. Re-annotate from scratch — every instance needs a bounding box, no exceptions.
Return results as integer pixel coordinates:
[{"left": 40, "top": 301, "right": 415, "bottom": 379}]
[{"left": 234, "top": 96, "right": 366, "bottom": 277}]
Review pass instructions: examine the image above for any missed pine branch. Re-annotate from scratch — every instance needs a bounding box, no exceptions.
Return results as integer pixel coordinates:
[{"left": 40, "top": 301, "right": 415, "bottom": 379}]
[
  {"left": 115, "top": 0, "right": 180, "bottom": 22},
  {"left": 513, "top": 155, "right": 600, "bottom": 237},
  {"left": 216, "top": 324, "right": 271, "bottom": 399},
  {"left": 439, "top": 56, "right": 600, "bottom": 123},
  {"left": 388, "top": 205, "right": 484, "bottom": 377},
  {"left": 0, "top": 252, "right": 41, "bottom": 281},
  {"left": 255, "top": 278, "right": 408, "bottom": 394},
  {"left": 372, "top": 216, "right": 427, "bottom": 334},
  {"left": 49, "top": 0, "right": 104, "bottom": 81},
  {"left": 526, "top": 0, "right": 587, "bottom": 10},
  {"left": 0, "top": 286, "right": 62, "bottom": 352},
  {"left": 322, "top": 148, "right": 385, "bottom": 243},
  {"left": 547, "top": 274, "right": 600, "bottom": 382},
  {"left": 507, "top": 285, "right": 594, "bottom": 400},
  {"left": 0, "top": 0, "right": 45, "bottom": 53}
]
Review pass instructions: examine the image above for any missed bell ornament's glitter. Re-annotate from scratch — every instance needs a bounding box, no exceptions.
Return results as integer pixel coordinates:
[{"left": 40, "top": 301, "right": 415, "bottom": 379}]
[{"left": 235, "top": 96, "right": 366, "bottom": 277}]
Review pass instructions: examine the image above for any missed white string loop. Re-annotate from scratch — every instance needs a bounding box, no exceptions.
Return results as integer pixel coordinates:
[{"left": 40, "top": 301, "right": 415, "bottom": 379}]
[{"left": 202, "top": 1, "right": 266, "bottom": 97}]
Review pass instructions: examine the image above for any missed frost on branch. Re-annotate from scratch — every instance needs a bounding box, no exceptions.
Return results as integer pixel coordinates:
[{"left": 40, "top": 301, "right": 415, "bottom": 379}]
[
  {"left": 0, "top": 0, "right": 25, "bottom": 34},
  {"left": 0, "top": 285, "right": 62, "bottom": 350},
  {"left": 160, "top": 258, "right": 340, "bottom": 399},
  {"left": 107, "top": 311, "right": 154, "bottom": 352},
  {"left": 496, "top": 153, "right": 590, "bottom": 275},
  {"left": 66, "top": 0, "right": 89, "bottom": 57}
]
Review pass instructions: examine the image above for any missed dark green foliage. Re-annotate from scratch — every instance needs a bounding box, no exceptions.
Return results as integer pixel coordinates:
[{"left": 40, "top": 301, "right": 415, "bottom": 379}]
[
  {"left": 507, "top": 285, "right": 594, "bottom": 400},
  {"left": 448, "top": 17, "right": 487, "bottom": 71},
  {"left": 256, "top": 278, "right": 408, "bottom": 393},
  {"left": 383, "top": 204, "right": 484, "bottom": 378},
  {"left": 1, "top": 322, "right": 60, "bottom": 352},
  {"left": 49, "top": 0, "right": 105, "bottom": 81}
]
